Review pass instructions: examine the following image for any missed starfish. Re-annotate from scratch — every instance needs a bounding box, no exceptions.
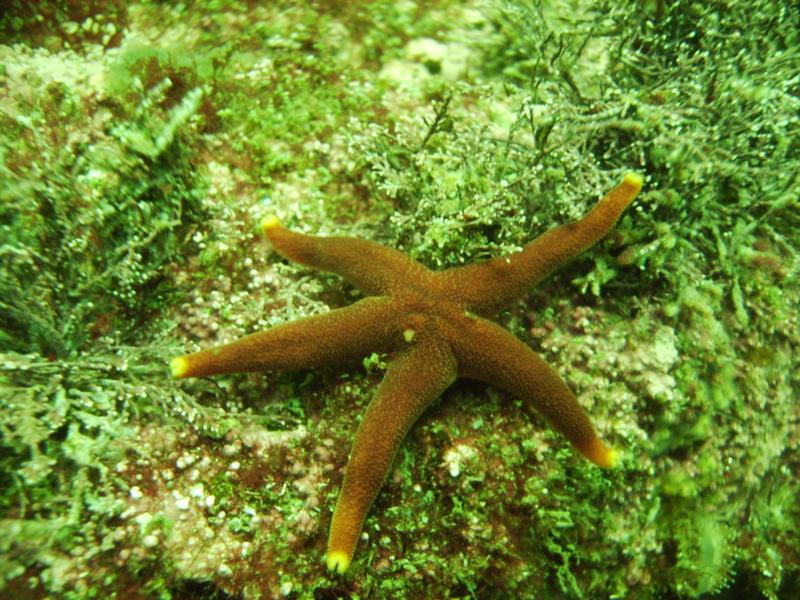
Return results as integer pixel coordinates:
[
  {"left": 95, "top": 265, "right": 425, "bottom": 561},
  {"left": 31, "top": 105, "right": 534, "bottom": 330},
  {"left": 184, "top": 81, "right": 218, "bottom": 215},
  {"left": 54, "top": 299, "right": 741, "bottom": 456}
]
[{"left": 171, "top": 173, "right": 643, "bottom": 574}]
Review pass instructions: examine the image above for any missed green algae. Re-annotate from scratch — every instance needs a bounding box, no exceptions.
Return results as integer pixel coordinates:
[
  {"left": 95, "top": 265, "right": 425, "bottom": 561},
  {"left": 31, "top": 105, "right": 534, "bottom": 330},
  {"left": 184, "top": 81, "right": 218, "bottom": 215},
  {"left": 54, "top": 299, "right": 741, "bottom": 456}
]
[{"left": 1, "top": 0, "right": 798, "bottom": 598}]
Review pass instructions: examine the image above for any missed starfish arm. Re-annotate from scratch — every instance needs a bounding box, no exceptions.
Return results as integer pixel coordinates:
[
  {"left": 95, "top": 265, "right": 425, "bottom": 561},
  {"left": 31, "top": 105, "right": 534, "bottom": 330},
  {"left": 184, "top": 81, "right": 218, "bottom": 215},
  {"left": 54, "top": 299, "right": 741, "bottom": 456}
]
[
  {"left": 261, "top": 216, "right": 432, "bottom": 295},
  {"left": 435, "top": 173, "right": 643, "bottom": 316},
  {"left": 444, "top": 314, "right": 618, "bottom": 469},
  {"left": 326, "top": 335, "right": 457, "bottom": 574},
  {"left": 170, "top": 296, "right": 400, "bottom": 379}
]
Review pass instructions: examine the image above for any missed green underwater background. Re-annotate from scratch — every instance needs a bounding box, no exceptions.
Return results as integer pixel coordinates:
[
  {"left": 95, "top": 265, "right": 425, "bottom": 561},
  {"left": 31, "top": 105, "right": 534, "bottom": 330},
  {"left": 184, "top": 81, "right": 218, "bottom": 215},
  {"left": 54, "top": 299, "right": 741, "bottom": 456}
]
[{"left": 1, "top": 1, "right": 798, "bottom": 598}]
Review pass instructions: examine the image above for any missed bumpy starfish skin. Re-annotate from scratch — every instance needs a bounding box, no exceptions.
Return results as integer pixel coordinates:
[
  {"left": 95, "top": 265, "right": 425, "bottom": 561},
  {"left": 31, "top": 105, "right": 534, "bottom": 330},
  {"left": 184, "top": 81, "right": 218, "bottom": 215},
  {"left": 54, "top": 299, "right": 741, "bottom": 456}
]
[{"left": 171, "top": 173, "right": 643, "bottom": 574}]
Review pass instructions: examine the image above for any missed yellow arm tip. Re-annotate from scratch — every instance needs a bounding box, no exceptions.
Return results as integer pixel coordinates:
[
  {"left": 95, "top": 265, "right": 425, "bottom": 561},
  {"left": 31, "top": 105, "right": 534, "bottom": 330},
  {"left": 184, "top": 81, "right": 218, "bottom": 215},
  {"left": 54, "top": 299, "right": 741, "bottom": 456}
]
[
  {"left": 602, "top": 447, "right": 621, "bottom": 469},
  {"left": 260, "top": 215, "right": 281, "bottom": 235},
  {"left": 581, "top": 438, "right": 620, "bottom": 469},
  {"left": 622, "top": 172, "right": 644, "bottom": 194},
  {"left": 326, "top": 550, "right": 351, "bottom": 574},
  {"left": 170, "top": 356, "right": 189, "bottom": 378}
]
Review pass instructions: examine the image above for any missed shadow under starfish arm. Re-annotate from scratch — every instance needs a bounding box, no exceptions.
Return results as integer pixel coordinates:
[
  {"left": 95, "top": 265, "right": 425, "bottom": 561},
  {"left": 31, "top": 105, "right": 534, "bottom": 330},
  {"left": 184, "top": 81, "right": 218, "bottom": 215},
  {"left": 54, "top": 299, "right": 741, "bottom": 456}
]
[
  {"left": 443, "top": 314, "right": 618, "bottom": 469},
  {"left": 326, "top": 333, "right": 457, "bottom": 574},
  {"left": 170, "top": 296, "right": 402, "bottom": 379},
  {"left": 435, "top": 173, "right": 644, "bottom": 316},
  {"left": 261, "top": 216, "right": 432, "bottom": 296}
]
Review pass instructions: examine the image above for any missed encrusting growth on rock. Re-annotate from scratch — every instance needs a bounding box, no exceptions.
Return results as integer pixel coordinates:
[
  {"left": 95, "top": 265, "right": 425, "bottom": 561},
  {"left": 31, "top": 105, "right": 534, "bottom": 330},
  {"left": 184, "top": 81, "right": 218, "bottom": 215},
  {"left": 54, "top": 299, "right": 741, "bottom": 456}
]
[{"left": 172, "top": 173, "right": 643, "bottom": 574}]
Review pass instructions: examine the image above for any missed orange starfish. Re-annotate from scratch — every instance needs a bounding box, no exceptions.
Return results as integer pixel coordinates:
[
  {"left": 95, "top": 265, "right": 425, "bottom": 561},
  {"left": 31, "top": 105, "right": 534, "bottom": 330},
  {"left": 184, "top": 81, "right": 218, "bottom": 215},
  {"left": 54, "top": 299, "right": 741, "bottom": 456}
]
[{"left": 171, "top": 173, "right": 643, "bottom": 574}]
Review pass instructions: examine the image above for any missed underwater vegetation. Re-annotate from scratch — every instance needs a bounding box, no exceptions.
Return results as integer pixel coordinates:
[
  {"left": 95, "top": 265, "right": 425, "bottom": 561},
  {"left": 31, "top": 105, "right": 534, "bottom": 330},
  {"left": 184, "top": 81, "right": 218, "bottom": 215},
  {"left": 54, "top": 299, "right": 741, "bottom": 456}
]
[{"left": 0, "top": 0, "right": 798, "bottom": 598}]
